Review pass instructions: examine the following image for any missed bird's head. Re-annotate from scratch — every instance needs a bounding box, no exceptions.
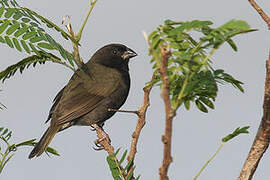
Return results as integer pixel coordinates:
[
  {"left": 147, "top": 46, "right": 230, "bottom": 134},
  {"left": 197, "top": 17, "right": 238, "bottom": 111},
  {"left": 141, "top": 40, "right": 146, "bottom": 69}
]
[{"left": 90, "top": 44, "right": 137, "bottom": 71}]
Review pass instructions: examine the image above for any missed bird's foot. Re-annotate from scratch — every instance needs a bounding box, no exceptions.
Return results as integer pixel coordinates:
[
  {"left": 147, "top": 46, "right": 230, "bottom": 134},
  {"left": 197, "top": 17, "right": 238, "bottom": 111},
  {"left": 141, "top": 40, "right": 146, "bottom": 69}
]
[{"left": 91, "top": 124, "right": 111, "bottom": 151}]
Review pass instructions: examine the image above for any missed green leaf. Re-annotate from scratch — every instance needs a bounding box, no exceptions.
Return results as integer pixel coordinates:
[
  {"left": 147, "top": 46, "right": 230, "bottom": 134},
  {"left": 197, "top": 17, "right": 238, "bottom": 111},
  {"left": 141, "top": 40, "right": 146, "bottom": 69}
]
[
  {"left": 0, "top": 20, "right": 10, "bottom": 34},
  {"left": 12, "top": 37, "right": 21, "bottom": 51},
  {"left": 0, "top": 36, "right": 5, "bottom": 43},
  {"left": 15, "top": 139, "right": 36, "bottom": 147},
  {"left": 119, "top": 150, "right": 127, "bottom": 165},
  {"left": 199, "top": 97, "right": 214, "bottom": 109},
  {"left": 220, "top": 19, "right": 250, "bottom": 31},
  {"left": 2, "top": 154, "right": 14, "bottom": 169},
  {"left": 6, "top": 22, "right": 20, "bottom": 35},
  {"left": 1, "top": 128, "right": 8, "bottom": 136},
  {"left": 14, "top": 26, "right": 28, "bottom": 37},
  {"left": 0, "top": 6, "right": 4, "bottom": 17},
  {"left": 29, "top": 35, "right": 43, "bottom": 43},
  {"left": 45, "top": 146, "right": 60, "bottom": 156},
  {"left": 184, "top": 100, "right": 190, "bottom": 110},
  {"left": 214, "top": 69, "right": 224, "bottom": 76},
  {"left": 5, "top": 131, "right": 12, "bottom": 140},
  {"left": 4, "top": 8, "right": 15, "bottom": 18},
  {"left": 21, "top": 17, "right": 30, "bottom": 23},
  {"left": 44, "top": 33, "right": 57, "bottom": 47},
  {"left": 135, "top": 175, "right": 141, "bottom": 180},
  {"left": 152, "top": 35, "right": 161, "bottom": 49},
  {"left": 4, "top": 36, "right": 13, "bottom": 48},
  {"left": 114, "top": 148, "right": 120, "bottom": 156},
  {"left": 37, "top": 42, "right": 54, "bottom": 50},
  {"left": 124, "top": 160, "right": 133, "bottom": 172},
  {"left": 20, "top": 40, "right": 30, "bottom": 53},
  {"left": 13, "top": 11, "right": 22, "bottom": 20},
  {"left": 222, "top": 126, "right": 250, "bottom": 142},
  {"left": 226, "top": 38, "right": 237, "bottom": 51},
  {"left": 22, "top": 31, "right": 37, "bottom": 40},
  {"left": 195, "top": 99, "right": 208, "bottom": 113},
  {"left": 28, "top": 42, "right": 40, "bottom": 55},
  {"left": 127, "top": 167, "right": 135, "bottom": 180}
]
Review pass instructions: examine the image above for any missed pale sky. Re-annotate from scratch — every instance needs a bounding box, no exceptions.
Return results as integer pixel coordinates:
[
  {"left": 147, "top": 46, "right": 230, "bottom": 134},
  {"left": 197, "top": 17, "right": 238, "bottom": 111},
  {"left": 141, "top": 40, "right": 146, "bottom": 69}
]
[{"left": 1, "top": 0, "right": 270, "bottom": 180}]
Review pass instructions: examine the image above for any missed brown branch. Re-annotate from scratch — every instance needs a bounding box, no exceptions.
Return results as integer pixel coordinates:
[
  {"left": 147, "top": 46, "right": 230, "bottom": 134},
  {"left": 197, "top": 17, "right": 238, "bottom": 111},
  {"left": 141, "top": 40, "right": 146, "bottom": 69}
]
[
  {"left": 238, "top": 2, "right": 270, "bottom": 179},
  {"left": 239, "top": 53, "right": 270, "bottom": 180},
  {"left": 248, "top": 0, "right": 270, "bottom": 29},
  {"left": 159, "top": 46, "right": 175, "bottom": 180},
  {"left": 127, "top": 75, "right": 155, "bottom": 162}
]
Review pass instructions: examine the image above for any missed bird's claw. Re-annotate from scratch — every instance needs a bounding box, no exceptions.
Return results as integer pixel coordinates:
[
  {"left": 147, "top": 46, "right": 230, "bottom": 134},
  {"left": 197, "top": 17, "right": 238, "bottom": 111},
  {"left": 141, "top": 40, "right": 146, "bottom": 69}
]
[
  {"left": 91, "top": 123, "right": 111, "bottom": 151},
  {"left": 90, "top": 125, "right": 96, "bottom": 131},
  {"left": 93, "top": 138, "right": 104, "bottom": 151}
]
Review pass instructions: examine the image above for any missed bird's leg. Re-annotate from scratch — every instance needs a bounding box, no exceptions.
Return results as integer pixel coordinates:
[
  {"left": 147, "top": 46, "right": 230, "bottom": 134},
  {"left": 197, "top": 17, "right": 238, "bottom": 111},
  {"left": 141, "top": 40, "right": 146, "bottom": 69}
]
[{"left": 92, "top": 124, "right": 111, "bottom": 151}]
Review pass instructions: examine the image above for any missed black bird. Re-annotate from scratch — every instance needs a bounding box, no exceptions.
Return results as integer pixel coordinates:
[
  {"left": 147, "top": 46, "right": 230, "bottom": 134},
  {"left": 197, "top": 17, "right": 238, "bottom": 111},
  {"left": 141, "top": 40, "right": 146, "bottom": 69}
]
[{"left": 29, "top": 44, "right": 137, "bottom": 158}]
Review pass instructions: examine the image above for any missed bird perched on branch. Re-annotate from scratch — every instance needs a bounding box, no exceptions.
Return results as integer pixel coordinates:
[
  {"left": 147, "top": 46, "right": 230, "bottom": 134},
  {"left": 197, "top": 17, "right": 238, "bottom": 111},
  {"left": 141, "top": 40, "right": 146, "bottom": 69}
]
[{"left": 29, "top": 44, "right": 137, "bottom": 158}]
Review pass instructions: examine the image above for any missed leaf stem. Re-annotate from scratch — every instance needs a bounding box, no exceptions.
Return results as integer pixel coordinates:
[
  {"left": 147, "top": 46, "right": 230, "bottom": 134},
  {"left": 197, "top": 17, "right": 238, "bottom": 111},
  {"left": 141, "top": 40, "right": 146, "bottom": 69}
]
[
  {"left": 176, "top": 48, "right": 216, "bottom": 109},
  {"left": 201, "top": 48, "right": 216, "bottom": 65},
  {"left": 193, "top": 142, "right": 225, "bottom": 180},
  {"left": 76, "top": 0, "right": 98, "bottom": 41},
  {"left": 177, "top": 73, "right": 189, "bottom": 102}
]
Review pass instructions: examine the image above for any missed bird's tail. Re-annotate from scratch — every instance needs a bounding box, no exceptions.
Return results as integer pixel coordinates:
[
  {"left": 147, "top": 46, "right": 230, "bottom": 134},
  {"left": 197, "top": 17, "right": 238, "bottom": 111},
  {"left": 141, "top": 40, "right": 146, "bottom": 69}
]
[{"left": 28, "top": 126, "right": 59, "bottom": 159}]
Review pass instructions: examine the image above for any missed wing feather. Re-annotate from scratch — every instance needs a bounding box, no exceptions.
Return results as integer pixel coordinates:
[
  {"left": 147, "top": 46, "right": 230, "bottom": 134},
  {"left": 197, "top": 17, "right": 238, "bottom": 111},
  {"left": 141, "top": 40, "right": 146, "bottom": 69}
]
[{"left": 49, "top": 63, "right": 121, "bottom": 125}]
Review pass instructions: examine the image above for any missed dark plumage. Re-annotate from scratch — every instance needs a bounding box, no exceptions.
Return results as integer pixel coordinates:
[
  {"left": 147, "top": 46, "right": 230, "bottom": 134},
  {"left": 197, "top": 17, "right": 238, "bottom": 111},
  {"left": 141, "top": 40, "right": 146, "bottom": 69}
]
[{"left": 29, "top": 44, "right": 137, "bottom": 158}]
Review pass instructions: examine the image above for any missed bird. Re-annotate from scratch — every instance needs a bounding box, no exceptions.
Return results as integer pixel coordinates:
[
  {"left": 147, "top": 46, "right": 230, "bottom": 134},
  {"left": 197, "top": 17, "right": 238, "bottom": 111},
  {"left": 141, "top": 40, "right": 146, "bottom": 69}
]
[{"left": 28, "top": 43, "right": 137, "bottom": 159}]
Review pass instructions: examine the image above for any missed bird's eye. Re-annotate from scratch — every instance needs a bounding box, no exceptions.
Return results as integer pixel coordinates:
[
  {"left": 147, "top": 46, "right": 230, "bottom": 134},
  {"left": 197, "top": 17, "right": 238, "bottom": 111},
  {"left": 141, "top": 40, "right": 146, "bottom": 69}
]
[{"left": 112, "top": 50, "right": 117, "bottom": 54}]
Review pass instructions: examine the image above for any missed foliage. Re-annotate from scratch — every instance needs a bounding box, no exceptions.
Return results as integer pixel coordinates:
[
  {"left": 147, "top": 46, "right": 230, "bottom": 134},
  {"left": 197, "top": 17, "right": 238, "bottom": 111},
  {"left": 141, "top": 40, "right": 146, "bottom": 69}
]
[
  {"left": 0, "top": 126, "right": 59, "bottom": 173},
  {"left": 0, "top": 0, "right": 77, "bottom": 82},
  {"left": 222, "top": 126, "right": 250, "bottom": 142},
  {"left": 106, "top": 149, "right": 140, "bottom": 180},
  {"left": 193, "top": 126, "right": 250, "bottom": 180},
  {"left": 148, "top": 19, "right": 256, "bottom": 113}
]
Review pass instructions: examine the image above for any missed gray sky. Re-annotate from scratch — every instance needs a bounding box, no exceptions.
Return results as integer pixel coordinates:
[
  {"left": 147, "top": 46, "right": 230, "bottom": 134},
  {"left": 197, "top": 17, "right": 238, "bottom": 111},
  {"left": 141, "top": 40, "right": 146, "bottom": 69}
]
[{"left": 1, "top": 0, "right": 270, "bottom": 179}]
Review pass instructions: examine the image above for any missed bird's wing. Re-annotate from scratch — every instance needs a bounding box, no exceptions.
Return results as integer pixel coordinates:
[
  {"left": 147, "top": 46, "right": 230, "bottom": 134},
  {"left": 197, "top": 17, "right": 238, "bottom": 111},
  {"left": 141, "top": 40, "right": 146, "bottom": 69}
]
[
  {"left": 50, "top": 64, "right": 121, "bottom": 125},
  {"left": 46, "top": 86, "right": 66, "bottom": 123}
]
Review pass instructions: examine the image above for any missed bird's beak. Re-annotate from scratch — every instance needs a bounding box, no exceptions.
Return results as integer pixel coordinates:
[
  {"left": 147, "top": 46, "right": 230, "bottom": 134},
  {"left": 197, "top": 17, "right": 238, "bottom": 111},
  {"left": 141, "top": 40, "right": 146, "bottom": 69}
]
[{"left": 122, "top": 48, "right": 137, "bottom": 60}]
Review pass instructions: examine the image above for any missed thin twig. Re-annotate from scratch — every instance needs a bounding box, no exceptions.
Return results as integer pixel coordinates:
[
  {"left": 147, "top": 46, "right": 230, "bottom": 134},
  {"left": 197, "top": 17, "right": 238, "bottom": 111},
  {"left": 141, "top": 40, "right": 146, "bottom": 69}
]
[
  {"left": 76, "top": 0, "right": 98, "bottom": 41},
  {"left": 159, "top": 45, "right": 174, "bottom": 180},
  {"left": 238, "top": 1, "right": 270, "bottom": 179},
  {"left": 108, "top": 108, "right": 138, "bottom": 115}
]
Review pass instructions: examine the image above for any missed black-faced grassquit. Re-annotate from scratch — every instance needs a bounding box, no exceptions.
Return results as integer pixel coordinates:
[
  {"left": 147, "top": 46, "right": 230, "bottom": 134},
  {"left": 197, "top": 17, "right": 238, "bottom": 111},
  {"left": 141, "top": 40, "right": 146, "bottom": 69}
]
[{"left": 29, "top": 44, "right": 137, "bottom": 158}]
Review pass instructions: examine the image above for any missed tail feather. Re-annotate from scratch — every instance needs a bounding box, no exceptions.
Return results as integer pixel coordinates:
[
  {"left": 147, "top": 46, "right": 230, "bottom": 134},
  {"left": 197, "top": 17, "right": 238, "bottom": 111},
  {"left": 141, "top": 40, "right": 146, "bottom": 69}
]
[{"left": 28, "top": 126, "right": 59, "bottom": 159}]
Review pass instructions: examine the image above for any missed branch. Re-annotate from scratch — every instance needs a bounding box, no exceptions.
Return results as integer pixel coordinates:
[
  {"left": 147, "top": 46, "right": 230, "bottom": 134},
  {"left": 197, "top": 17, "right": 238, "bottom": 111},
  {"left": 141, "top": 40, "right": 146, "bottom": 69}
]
[
  {"left": 159, "top": 45, "right": 175, "bottom": 180},
  {"left": 127, "top": 74, "right": 155, "bottom": 163},
  {"left": 239, "top": 53, "right": 270, "bottom": 180},
  {"left": 108, "top": 108, "right": 138, "bottom": 115},
  {"left": 248, "top": 0, "right": 270, "bottom": 29},
  {"left": 238, "top": 2, "right": 270, "bottom": 179}
]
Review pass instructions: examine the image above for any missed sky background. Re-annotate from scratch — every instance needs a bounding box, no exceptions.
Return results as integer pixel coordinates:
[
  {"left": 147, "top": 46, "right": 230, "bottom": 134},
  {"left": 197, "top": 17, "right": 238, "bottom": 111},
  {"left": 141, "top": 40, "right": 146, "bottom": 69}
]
[{"left": 1, "top": 0, "right": 270, "bottom": 180}]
